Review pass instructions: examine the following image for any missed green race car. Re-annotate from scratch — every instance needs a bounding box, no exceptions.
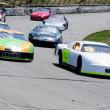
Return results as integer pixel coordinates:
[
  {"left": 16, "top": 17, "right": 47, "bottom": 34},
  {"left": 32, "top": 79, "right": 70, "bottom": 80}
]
[{"left": 0, "top": 29, "right": 34, "bottom": 61}]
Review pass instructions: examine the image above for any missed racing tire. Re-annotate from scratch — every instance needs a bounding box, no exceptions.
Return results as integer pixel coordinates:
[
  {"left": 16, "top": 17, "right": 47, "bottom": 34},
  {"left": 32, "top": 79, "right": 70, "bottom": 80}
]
[
  {"left": 3, "top": 15, "right": 6, "bottom": 22},
  {"left": 28, "top": 34, "right": 33, "bottom": 42},
  {"left": 53, "top": 43, "right": 58, "bottom": 48},
  {"left": 59, "top": 51, "right": 63, "bottom": 66},
  {"left": 76, "top": 56, "right": 82, "bottom": 73},
  {"left": 3, "top": 18, "right": 6, "bottom": 22},
  {"left": 30, "top": 16, "right": 33, "bottom": 20}
]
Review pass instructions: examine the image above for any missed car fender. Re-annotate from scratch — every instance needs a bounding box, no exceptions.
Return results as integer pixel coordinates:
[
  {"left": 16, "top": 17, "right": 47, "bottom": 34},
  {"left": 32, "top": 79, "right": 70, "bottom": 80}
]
[
  {"left": 61, "top": 48, "right": 70, "bottom": 64},
  {"left": 54, "top": 43, "right": 68, "bottom": 56}
]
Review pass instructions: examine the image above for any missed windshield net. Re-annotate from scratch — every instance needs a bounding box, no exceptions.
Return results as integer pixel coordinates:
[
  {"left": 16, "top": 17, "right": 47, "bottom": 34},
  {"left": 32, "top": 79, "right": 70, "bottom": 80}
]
[{"left": 81, "top": 44, "right": 110, "bottom": 53}]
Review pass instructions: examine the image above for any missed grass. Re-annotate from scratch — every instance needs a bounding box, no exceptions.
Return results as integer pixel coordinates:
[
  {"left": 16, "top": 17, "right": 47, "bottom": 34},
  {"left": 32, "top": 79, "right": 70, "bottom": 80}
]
[{"left": 83, "top": 30, "right": 110, "bottom": 45}]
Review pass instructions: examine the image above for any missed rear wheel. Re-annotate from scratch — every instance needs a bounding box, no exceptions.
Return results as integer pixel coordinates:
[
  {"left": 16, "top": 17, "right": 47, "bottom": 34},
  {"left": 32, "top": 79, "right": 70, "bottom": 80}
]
[
  {"left": 3, "top": 17, "right": 6, "bottom": 22},
  {"left": 53, "top": 43, "right": 58, "bottom": 48},
  {"left": 30, "top": 16, "right": 33, "bottom": 20},
  {"left": 59, "top": 51, "right": 63, "bottom": 65},
  {"left": 28, "top": 34, "right": 33, "bottom": 42},
  {"left": 76, "top": 56, "right": 82, "bottom": 73}
]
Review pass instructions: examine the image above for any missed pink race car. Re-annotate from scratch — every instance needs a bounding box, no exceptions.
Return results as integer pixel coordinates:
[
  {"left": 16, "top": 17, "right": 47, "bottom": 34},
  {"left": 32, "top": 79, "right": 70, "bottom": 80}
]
[{"left": 30, "top": 8, "right": 55, "bottom": 21}]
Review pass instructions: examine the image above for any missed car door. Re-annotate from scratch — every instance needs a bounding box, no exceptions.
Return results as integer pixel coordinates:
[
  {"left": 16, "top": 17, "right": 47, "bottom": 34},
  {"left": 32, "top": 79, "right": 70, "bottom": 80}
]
[{"left": 68, "top": 49, "right": 79, "bottom": 67}]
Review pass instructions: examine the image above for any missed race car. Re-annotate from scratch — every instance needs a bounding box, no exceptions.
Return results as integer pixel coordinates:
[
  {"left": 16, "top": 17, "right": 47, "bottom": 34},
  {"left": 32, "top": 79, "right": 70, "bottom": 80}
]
[
  {"left": 55, "top": 41, "right": 110, "bottom": 76},
  {"left": 43, "top": 15, "right": 68, "bottom": 31},
  {"left": 30, "top": 8, "right": 55, "bottom": 21},
  {"left": 0, "top": 29, "right": 34, "bottom": 61},
  {"left": 0, "top": 22, "right": 10, "bottom": 29},
  {"left": 29, "top": 25, "right": 62, "bottom": 47}
]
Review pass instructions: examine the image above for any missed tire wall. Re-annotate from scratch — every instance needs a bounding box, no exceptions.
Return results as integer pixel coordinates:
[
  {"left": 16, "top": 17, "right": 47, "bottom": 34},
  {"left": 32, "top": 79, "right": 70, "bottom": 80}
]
[{"left": 5, "top": 5, "right": 110, "bottom": 16}]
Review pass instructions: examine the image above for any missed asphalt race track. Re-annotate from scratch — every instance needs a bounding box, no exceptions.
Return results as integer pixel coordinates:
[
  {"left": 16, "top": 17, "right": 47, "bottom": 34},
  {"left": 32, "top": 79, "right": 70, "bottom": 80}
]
[{"left": 0, "top": 12, "right": 110, "bottom": 110}]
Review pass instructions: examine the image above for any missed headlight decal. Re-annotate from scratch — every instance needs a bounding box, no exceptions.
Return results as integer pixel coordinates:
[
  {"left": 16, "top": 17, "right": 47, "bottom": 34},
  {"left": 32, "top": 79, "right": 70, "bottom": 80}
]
[
  {"left": 21, "top": 42, "right": 30, "bottom": 52},
  {"left": 0, "top": 46, "right": 5, "bottom": 51}
]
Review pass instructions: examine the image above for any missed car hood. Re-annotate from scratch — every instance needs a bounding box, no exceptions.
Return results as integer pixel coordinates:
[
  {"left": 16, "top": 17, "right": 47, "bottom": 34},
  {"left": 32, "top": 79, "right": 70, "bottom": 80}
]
[
  {"left": 0, "top": 38, "right": 34, "bottom": 53},
  {"left": 82, "top": 52, "right": 110, "bottom": 66}
]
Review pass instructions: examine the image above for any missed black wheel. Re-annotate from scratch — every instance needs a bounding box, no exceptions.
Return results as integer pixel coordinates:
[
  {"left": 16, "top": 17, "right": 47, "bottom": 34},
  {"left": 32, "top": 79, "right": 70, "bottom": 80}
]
[
  {"left": 76, "top": 56, "right": 82, "bottom": 73},
  {"left": 4, "top": 17, "right": 6, "bottom": 22},
  {"left": 30, "top": 16, "right": 33, "bottom": 20},
  {"left": 59, "top": 51, "right": 63, "bottom": 65},
  {"left": 28, "top": 37, "right": 32, "bottom": 42},
  {"left": 53, "top": 43, "right": 57, "bottom": 48},
  {"left": 28, "top": 34, "right": 33, "bottom": 42}
]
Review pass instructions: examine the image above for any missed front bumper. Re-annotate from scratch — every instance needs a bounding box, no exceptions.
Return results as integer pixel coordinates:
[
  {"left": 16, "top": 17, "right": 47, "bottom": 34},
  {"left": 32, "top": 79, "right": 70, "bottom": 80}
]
[{"left": 0, "top": 51, "right": 34, "bottom": 61}]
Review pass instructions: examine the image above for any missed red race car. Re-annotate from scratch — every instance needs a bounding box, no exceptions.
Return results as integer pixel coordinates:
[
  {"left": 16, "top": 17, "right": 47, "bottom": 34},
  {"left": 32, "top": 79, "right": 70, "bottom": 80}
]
[{"left": 30, "top": 8, "right": 55, "bottom": 21}]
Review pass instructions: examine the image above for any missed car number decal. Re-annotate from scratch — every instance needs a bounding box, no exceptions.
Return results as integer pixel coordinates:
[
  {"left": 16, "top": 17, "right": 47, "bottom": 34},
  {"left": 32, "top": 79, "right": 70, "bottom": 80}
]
[{"left": 62, "top": 49, "right": 69, "bottom": 63}]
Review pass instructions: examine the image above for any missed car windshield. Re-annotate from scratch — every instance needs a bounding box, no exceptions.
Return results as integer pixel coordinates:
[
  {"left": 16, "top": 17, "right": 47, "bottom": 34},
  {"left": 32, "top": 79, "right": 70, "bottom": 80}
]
[
  {"left": 35, "top": 27, "right": 59, "bottom": 37},
  {"left": 0, "top": 32, "right": 26, "bottom": 41},
  {"left": 13, "top": 33, "right": 26, "bottom": 41},
  {"left": 81, "top": 44, "right": 110, "bottom": 53},
  {"left": 0, "top": 24, "right": 10, "bottom": 29}
]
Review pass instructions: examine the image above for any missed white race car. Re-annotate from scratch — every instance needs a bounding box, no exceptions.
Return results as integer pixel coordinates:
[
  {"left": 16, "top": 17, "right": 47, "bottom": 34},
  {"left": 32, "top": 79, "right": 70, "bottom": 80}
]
[{"left": 55, "top": 41, "right": 110, "bottom": 76}]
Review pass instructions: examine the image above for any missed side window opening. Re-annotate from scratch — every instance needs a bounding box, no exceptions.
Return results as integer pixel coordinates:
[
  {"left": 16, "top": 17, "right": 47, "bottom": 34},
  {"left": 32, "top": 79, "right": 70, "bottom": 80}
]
[{"left": 72, "top": 42, "right": 80, "bottom": 51}]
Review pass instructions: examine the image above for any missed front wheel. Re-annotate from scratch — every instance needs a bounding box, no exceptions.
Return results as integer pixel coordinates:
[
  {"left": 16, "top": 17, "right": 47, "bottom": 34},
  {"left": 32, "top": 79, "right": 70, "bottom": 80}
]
[
  {"left": 76, "top": 56, "right": 82, "bottom": 73},
  {"left": 59, "top": 51, "right": 63, "bottom": 66}
]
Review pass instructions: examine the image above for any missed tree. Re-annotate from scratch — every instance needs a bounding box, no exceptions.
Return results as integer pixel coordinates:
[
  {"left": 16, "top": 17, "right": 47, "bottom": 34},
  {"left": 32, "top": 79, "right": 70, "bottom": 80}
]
[{"left": 28, "top": 0, "right": 33, "bottom": 4}]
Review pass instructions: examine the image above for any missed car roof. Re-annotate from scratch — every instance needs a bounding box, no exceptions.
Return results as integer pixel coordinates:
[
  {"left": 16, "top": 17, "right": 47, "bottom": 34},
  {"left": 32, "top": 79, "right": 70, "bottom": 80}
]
[
  {"left": 35, "top": 24, "right": 60, "bottom": 30},
  {"left": 0, "top": 29, "right": 23, "bottom": 35},
  {"left": 46, "top": 16, "right": 65, "bottom": 21},
  {"left": 49, "top": 15, "right": 64, "bottom": 19}
]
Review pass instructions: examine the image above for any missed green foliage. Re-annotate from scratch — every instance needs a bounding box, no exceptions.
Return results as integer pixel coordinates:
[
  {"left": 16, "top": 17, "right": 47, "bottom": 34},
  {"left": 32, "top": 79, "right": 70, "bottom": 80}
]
[
  {"left": 83, "top": 30, "right": 110, "bottom": 45},
  {"left": 1, "top": 0, "right": 110, "bottom": 6}
]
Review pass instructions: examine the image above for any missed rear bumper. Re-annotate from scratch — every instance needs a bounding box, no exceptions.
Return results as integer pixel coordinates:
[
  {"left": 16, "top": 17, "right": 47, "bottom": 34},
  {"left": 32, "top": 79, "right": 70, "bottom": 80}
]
[
  {"left": 0, "top": 51, "right": 34, "bottom": 61},
  {"left": 30, "top": 15, "right": 49, "bottom": 21}
]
